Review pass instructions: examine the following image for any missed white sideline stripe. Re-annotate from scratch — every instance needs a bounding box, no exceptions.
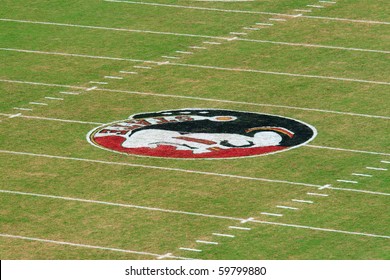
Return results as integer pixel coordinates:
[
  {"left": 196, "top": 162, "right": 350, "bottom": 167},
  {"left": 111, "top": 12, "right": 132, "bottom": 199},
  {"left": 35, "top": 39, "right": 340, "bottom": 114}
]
[
  {"left": 306, "top": 145, "right": 390, "bottom": 156},
  {"left": 170, "top": 62, "right": 390, "bottom": 86},
  {"left": 45, "top": 97, "right": 64, "bottom": 100},
  {"left": 133, "top": 66, "right": 152, "bottom": 69},
  {"left": 366, "top": 167, "right": 388, "bottom": 171},
  {"left": 276, "top": 205, "right": 298, "bottom": 210},
  {"left": 89, "top": 81, "right": 108, "bottom": 85},
  {"left": 105, "top": 0, "right": 390, "bottom": 25},
  {"left": 229, "top": 226, "right": 251, "bottom": 231},
  {"left": 381, "top": 161, "right": 390, "bottom": 164},
  {"left": 0, "top": 233, "right": 191, "bottom": 260},
  {"left": 1, "top": 189, "right": 388, "bottom": 239},
  {"left": 292, "top": 199, "right": 314, "bottom": 204},
  {"left": 337, "top": 180, "right": 358, "bottom": 184},
  {"left": 179, "top": 248, "right": 202, "bottom": 252},
  {"left": 196, "top": 240, "right": 218, "bottom": 245},
  {"left": 0, "top": 149, "right": 321, "bottom": 188},
  {"left": 1, "top": 79, "right": 389, "bottom": 120},
  {"left": 104, "top": 76, "right": 123, "bottom": 79},
  {"left": 1, "top": 19, "right": 388, "bottom": 54},
  {"left": 260, "top": 212, "right": 283, "bottom": 217},
  {"left": 307, "top": 192, "right": 329, "bottom": 197},
  {"left": 0, "top": 18, "right": 226, "bottom": 40},
  {"left": 29, "top": 102, "right": 48, "bottom": 106},
  {"left": 352, "top": 173, "right": 372, "bottom": 177},
  {"left": 13, "top": 107, "right": 32, "bottom": 111},
  {"left": 212, "top": 233, "right": 235, "bottom": 238}
]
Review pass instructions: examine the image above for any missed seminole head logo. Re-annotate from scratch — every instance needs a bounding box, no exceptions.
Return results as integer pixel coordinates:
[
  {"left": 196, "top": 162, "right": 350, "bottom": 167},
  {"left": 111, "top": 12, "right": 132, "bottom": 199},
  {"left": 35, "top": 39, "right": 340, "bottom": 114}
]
[{"left": 87, "top": 109, "right": 317, "bottom": 159}]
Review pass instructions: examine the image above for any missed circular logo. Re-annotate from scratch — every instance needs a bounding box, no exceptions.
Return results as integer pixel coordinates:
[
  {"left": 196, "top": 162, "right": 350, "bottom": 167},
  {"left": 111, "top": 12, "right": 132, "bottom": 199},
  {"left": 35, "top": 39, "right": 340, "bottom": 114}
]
[{"left": 87, "top": 109, "right": 317, "bottom": 159}]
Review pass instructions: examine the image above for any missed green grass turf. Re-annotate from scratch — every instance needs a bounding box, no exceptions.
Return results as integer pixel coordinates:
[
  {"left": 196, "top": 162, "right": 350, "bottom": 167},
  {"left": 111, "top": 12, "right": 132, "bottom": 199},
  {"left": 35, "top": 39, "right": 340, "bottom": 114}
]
[{"left": 0, "top": 0, "right": 389, "bottom": 259}]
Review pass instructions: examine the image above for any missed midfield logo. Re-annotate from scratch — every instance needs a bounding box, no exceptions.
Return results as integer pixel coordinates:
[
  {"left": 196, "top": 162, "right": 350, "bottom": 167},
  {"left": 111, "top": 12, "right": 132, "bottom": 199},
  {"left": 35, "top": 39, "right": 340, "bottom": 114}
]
[{"left": 87, "top": 109, "right": 317, "bottom": 159}]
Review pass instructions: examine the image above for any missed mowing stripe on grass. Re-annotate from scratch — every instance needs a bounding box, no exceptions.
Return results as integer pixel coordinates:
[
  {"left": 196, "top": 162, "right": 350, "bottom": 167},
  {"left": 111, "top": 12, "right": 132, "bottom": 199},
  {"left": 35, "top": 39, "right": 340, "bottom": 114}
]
[
  {"left": 1, "top": 189, "right": 388, "bottom": 239},
  {"left": 0, "top": 149, "right": 322, "bottom": 188},
  {"left": 104, "top": 0, "right": 390, "bottom": 25},
  {"left": 2, "top": 48, "right": 389, "bottom": 86},
  {"left": 2, "top": 78, "right": 389, "bottom": 120},
  {"left": 2, "top": 19, "right": 387, "bottom": 54},
  {"left": 0, "top": 233, "right": 192, "bottom": 260}
]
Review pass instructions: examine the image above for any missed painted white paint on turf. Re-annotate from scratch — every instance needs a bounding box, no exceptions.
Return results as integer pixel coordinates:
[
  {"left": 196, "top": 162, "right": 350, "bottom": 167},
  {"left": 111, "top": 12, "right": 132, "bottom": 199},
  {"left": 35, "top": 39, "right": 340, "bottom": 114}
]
[
  {"left": 161, "top": 56, "right": 179, "bottom": 59},
  {"left": 260, "top": 212, "right": 283, "bottom": 217},
  {"left": 59, "top": 91, "right": 80, "bottom": 95},
  {"left": 175, "top": 51, "right": 193, "bottom": 54},
  {"left": 196, "top": 240, "right": 218, "bottom": 245},
  {"left": 229, "top": 226, "right": 251, "bottom": 231},
  {"left": 13, "top": 107, "right": 32, "bottom": 111},
  {"left": 133, "top": 66, "right": 152, "bottom": 69},
  {"left": 1, "top": 189, "right": 388, "bottom": 238},
  {"left": 351, "top": 173, "right": 372, "bottom": 177},
  {"left": 307, "top": 5, "right": 324, "bottom": 8},
  {"left": 29, "top": 102, "right": 48, "bottom": 106},
  {"left": 89, "top": 81, "right": 108, "bottom": 85},
  {"left": 292, "top": 199, "right": 314, "bottom": 204},
  {"left": 179, "top": 247, "right": 202, "bottom": 252},
  {"left": 269, "top": 18, "right": 286, "bottom": 22},
  {"left": 366, "top": 167, "right": 388, "bottom": 171},
  {"left": 203, "top": 41, "right": 221, "bottom": 45},
  {"left": 306, "top": 145, "right": 390, "bottom": 156},
  {"left": 337, "top": 180, "right": 358, "bottom": 184},
  {"left": 307, "top": 192, "right": 329, "bottom": 197},
  {"left": 276, "top": 206, "right": 299, "bottom": 210},
  {"left": 0, "top": 233, "right": 192, "bottom": 260},
  {"left": 381, "top": 160, "right": 390, "bottom": 164},
  {"left": 240, "top": 217, "right": 254, "bottom": 224},
  {"left": 212, "top": 233, "right": 235, "bottom": 238},
  {"left": 104, "top": 76, "right": 123, "bottom": 79},
  {"left": 2, "top": 78, "right": 389, "bottom": 120},
  {"left": 119, "top": 71, "right": 138, "bottom": 74},
  {"left": 45, "top": 97, "right": 64, "bottom": 100}
]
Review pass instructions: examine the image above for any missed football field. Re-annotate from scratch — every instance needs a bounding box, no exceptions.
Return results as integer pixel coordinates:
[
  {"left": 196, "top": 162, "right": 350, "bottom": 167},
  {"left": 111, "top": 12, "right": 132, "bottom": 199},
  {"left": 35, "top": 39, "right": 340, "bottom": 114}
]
[{"left": 0, "top": 0, "right": 389, "bottom": 260}]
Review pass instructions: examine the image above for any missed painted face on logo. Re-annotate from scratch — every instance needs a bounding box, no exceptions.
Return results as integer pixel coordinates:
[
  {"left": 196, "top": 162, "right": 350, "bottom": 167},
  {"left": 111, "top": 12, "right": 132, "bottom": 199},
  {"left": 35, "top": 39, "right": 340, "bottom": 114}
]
[{"left": 87, "top": 109, "right": 317, "bottom": 159}]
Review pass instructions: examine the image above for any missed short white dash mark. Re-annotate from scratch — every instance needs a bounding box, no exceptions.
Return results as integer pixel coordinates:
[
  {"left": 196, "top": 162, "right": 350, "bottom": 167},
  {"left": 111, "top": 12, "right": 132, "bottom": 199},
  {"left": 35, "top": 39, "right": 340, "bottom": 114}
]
[
  {"left": 230, "top": 32, "right": 247, "bottom": 35},
  {"left": 294, "top": 9, "right": 312, "bottom": 12},
  {"left": 161, "top": 56, "right": 180, "bottom": 59},
  {"left": 89, "top": 81, "right": 108, "bottom": 85},
  {"left": 212, "top": 233, "right": 235, "bottom": 238},
  {"left": 229, "top": 226, "right": 251, "bottom": 231},
  {"left": 307, "top": 5, "right": 324, "bottom": 8},
  {"left": 307, "top": 192, "right": 329, "bottom": 197},
  {"left": 381, "top": 160, "right": 390, "bottom": 164},
  {"left": 189, "top": 46, "right": 207, "bottom": 49},
  {"left": 255, "top": 22, "right": 274, "bottom": 26},
  {"left": 276, "top": 205, "right": 298, "bottom": 210},
  {"left": 203, "top": 41, "right": 221, "bottom": 45},
  {"left": 175, "top": 51, "right": 193, "bottom": 54},
  {"left": 104, "top": 76, "right": 123, "bottom": 80},
  {"left": 119, "top": 71, "right": 138, "bottom": 74},
  {"left": 13, "top": 107, "right": 32, "bottom": 111},
  {"left": 45, "top": 97, "right": 64, "bottom": 100},
  {"left": 337, "top": 179, "right": 358, "bottom": 184},
  {"left": 196, "top": 240, "right": 218, "bottom": 245},
  {"left": 133, "top": 66, "right": 152, "bottom": 69},
  {"left": 260, "top": 212, "right": 283, "bottom": 217},
  {"left": 292, "top": 199, "right": 314, "bottom": 204},
  {"left": 59, "top": 91, "right": 80, "bottom": 95},
  {"left": 179, "top": 247, "right": 202, "bottom": 252},
  {"left": 269, "top": 18, "right": 286, "bottom": 22},
  {"left": 366, "top": 167, "right": 388, "bottom": 171},
  {"left": 29, "top": 102, "right": 48, "bottom": 106},
  {"left": 352, "top": 173, "right": 373, "bottom": 177},
  {"left": 243, "top": 27, "right": 260, "bottom": 30}
]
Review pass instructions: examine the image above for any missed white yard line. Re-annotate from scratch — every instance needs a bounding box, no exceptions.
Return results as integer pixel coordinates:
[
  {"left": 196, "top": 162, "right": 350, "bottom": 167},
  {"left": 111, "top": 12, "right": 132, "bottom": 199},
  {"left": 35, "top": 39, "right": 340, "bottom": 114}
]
[
  {"left": 0, "top": 233, "right": 192, "bottom": 260},
  {"left": 1, "top": 189, "right": 388, "bottom": 239},
  {"left": 1, "top": 79, "right": 389, "bottom": 120},
  {"left": 0, "top": 114, "right": 102, "bottom": 125},
  {"left": 0, "top": 149, "right": 322, "bottom": 188},
  {"left": 2, "top": 19, "right": 388, "bottom": 54},
  {"left": 306, "top": 145, "right": 390, "bottom": 156},
  {"left": 303, "top": 15, "right": 390, "bottom": 25}
]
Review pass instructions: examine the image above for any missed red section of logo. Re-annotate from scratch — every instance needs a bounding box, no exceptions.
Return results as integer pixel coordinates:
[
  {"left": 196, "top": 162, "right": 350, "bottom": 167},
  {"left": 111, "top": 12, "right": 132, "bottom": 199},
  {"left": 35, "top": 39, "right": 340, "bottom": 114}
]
[{"left": 94, "top": 135, "right": 286, "bottom": 159}]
